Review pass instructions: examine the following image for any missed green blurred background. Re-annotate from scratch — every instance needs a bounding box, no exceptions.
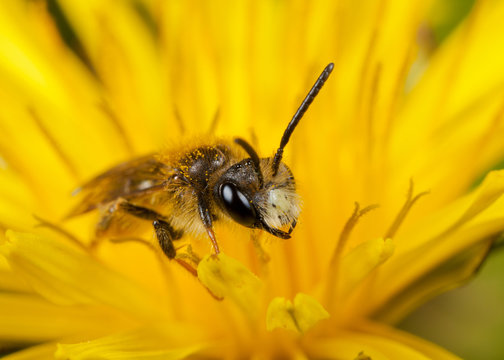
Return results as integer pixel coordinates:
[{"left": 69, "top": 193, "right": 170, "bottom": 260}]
[{"left": 400, "top": 248, "right": 504, "bottom": 359}]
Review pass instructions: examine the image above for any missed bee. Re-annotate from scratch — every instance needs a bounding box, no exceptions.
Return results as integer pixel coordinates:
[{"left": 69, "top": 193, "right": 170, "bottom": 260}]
[{"left": 68, "top": 63, "right": 334, "bottom": 259}]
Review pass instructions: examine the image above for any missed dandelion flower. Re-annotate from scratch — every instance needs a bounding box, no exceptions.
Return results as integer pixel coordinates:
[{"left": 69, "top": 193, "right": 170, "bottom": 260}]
[{"left": 1, "top": 1, "right": 504, "bottom": 359}]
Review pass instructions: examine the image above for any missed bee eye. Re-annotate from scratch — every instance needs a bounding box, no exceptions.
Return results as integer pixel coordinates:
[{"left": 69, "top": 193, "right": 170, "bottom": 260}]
[{"left": 220, "top": 183, "right": 257, "bottom": 227}]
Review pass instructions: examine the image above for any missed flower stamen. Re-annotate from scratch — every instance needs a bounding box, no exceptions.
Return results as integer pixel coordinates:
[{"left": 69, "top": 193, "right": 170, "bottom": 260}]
[
  {"left": 325, "top": 202, "right": 379, "bottom": 308},
  {"left": 384, "top": 179, "right": 429, "bottom": 239},
  {"left": 207, "top": 107, "right": 221, "bottom": 134},
  {"left": 384, "top": 43, "right": 415, "bottom": 144},
  {"left": 266, "top": 293, "right": 329, "bottom": 334},
  {"left": 28, "top": 107, "right": 80, "bottom": 180},
  {"left": 98, "top": 101, "right": 135, "bottom": 156},
  {"left": 331, "top": 202, "right": 380, "bottom": 267},
  {"left": 33, "top": 214, "right": 86, "bottom": 251},
  {"left": 366, "top": 62, "right": 382, "bottom": 158},
  {"left": 250, "top": 231, "right": 270, "bottom": 267}
]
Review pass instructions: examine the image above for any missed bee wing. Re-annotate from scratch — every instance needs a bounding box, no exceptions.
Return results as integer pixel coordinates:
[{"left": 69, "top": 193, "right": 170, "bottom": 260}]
[{"left": 67, "top": 154, "right": 173, "bottom": 218}]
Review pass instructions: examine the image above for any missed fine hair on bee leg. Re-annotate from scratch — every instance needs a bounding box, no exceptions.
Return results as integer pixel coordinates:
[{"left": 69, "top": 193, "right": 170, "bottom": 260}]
[
  {"left": 119, "top": 201, "right": 164, "bottom": 221},
  {"left": 196, "top": 195, "right": 220, "bottom": 255},
  {"left": 116, "top": 200, "right": 183, "bottom": 259},
  {"left": 153, "top": 219, "right": 177, "bottom": 259}
]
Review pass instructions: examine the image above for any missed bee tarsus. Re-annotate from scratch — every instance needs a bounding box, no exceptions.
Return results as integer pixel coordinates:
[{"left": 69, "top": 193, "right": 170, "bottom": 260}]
[{"left": 153, "top": 219, "right": 178, "bottom": 259}]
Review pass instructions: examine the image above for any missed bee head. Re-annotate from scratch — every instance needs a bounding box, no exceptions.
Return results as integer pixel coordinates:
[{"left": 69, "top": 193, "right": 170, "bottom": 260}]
[
  {"left": 214, "top": 62, "right": 334, "bottom": 239},
  {"left": 213, "top": 148, "right": 299, "bottom": 239}
]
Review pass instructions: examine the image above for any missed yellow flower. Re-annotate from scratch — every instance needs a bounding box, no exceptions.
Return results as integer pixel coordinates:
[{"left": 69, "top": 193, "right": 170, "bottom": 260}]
[{"left": 1, "top": 0, "right": 504, "bottom": 359}]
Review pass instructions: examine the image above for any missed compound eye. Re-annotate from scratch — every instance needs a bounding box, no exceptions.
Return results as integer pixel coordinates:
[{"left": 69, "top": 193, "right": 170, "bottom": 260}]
[{"left": 220, "top": 183, "right": 257, "bottom": 227}]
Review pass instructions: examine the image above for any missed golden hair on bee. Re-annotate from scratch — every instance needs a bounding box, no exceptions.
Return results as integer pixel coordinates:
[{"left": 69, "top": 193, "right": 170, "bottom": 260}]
[{"left": 68, "top": 63, "right": 334, "bottom": 259}]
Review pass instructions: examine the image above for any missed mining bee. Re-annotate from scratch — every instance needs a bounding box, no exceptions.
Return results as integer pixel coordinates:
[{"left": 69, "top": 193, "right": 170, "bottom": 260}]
[{"left": 68, "top": 64, "right": 334, "bottom": 259}]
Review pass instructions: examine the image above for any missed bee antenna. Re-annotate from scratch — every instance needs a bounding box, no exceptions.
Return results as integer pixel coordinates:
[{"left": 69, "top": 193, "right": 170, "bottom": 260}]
[
  {"left": 234, "top": 138, "right": 264, "bottom": 187},
  {"left": 271, "top": 63, "right": 334, "bottom": 176}
]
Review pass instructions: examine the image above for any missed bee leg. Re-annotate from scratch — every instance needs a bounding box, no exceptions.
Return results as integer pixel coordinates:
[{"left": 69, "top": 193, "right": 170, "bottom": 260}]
[
  {"left": 119, "top": 201, "right": 164, "bottom": 221},
  {"left": 151, "top": 220, "right": 177, "bottom": 259},
  {"left": 95, "top": 201, "right": 122, "bottom": 239},
  {"left": 95, "top": 200, "right": 155, "bottom": 237},
  {"left": 197, "top": 196, "right": 220, "bottom": 255},
  {"left": 118, "top": 201, "right": 182, "bottom": 259}
]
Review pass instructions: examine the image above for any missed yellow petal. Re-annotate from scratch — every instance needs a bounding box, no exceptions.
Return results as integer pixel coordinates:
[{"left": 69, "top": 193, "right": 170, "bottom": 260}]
[
  {"left": 307, "top": 324, "right": 460, "bottom": 360},
  {"left": 307, "top": 334, "right": 430, "bottom": 360},
  {"left": 1, "top": 342, "right": 58, "bottom": 360},
  {"left": 159, "top": 1, "right": 220, "bottom": 133},
  {"left": 55, "top": 326, "right": 205, "bottom": 360},
  {"left": 197, "top": 252, "right": 262, "bottom": 317},
  {"left": 391, "top": 0, "right": 504, "bottom": 196},
  {"left": 355, "top": 321, "right": 462, "bottom": 360},
  {"left": 338, "top": 238, "right": 395, "bottom": 299},
  {"left": 0, "top": 169, "right": 35, "bottom": 214},
  {"left": 366, "top": 170, "right": 504, "bottom": 321},
  {"left": 266, "top": 293, "right": 329, "bottom": 334},
  {"left": 0, "top": 230, "right": 166, "bottom": 321},
  {"left": 370, "top": 220, "right": 499, "bottom": 323},
  {"left": 0, "top": 267, "right": 30, "bottom": 292},
  {"left": 0, "top": 0, "right": 129, "bottom": 177},
  {"left": 56, "top": 0, "right": 173, "bottom": 153},
  {"left": 451, "top": 170, "right": 504, "bottom": 228},
  {"left": 57, "top": 347, "right": 198, "bottom": 360},
  {"left": 0, "top": 253, "right": 31, "bottom": 292},
  {"left": 388, "top": 170, "right": 504, "bottom": 256},
  {"left": 0, "top": 293, "right": 127, "bottom": 343}
]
